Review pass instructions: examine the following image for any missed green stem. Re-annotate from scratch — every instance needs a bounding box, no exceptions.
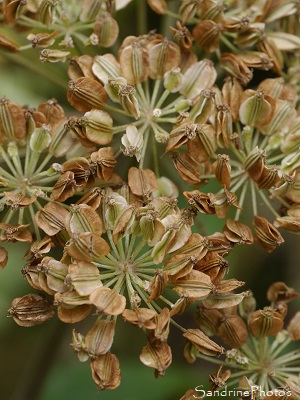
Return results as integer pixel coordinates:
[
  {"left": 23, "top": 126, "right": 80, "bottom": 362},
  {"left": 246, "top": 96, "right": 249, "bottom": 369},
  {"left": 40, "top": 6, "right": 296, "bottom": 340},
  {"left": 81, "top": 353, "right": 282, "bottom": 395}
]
[
  {"left": 104, "top": 103, "right": 133, "bottom": 117},
  {"left": 150, "top": 79, "right": 162, "bottom": 109},
  {"left": 137, "top": 0, "right": 147, "bottom": 36},
  {"left": 155, "top": 89, "right": 170, "bottom": 109},
  {"left": 220, "top": 34, "right": 239, "bottom": 53},
  {"left": 257, "top": 189, "right": 280, "bottom": 218},
  {"left": 139, "top": 127, "right": 150, "bottom": 169},
  {"left": 235, "top": 180, "right": 248, "bottom": 220},
  {"left": 152, "top": 133, "right": 160, "bottom": 178},
  {"left": 250, "top": 180, "right": 258, "bottom": 215}
]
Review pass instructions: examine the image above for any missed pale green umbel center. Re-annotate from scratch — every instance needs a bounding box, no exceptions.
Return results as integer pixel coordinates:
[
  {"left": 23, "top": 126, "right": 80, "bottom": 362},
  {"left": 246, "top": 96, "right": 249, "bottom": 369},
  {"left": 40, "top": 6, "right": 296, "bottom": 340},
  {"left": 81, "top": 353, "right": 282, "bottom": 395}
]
[
  {"left": 197, "top": 332, "right": 300, "bottom": 395},
  {"left": 93, "top": 230, "right": 175, "bottom": 312},
  {"left": 106, "top": 78, "right": 186, "bottom": 173},
  {"left": 0, "top": 139, "right": 60, "bottom": 239}
]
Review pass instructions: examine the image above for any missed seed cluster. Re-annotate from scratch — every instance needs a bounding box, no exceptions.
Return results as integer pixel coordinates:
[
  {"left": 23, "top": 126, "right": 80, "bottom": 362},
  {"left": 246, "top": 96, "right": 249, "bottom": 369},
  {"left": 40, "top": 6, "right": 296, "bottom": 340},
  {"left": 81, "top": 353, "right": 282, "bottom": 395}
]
[{"left": 1, "top": 0, "right": 300, "bottom": 397}]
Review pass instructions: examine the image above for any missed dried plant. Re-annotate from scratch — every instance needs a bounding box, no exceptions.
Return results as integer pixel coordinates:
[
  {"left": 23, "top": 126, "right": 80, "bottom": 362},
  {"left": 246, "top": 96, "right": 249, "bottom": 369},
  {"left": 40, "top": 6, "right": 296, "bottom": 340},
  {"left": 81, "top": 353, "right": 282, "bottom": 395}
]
[{"left": 0, "top": 0, "right": 300, "bottom": 398}]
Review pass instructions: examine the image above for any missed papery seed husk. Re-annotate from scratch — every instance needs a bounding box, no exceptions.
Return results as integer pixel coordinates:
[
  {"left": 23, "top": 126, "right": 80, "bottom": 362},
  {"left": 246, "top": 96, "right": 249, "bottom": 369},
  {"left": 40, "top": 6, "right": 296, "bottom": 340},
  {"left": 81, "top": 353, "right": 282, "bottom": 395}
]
[
  {"left": 85, "top": 319, "right": 115, "bottom": 357},
  {"left": 67, "top": 232, "right": 110, "bottom": 261},
  {"left": 66, "top": 204, "right": 103, "bottom": 237},
  {"left": 8, "top": 293, "right": 54, "bottom": 327},
  {"left": 68, "top": 261, "right": 102, "bottom": 296},
  {"left": 122, "top": 308, "right": 157, "bottom": 329},
  {"left": 249, "top": 307, "right": 284, "bottom": 337},
  {"left": 68, "top": 55, "right": 95, "bottom": 80},
  {"left": 92, "top": 54, "right": 120, "bottom": 85},
  {"left": 128, "top": 167, "right": 158, "bottom": 198},
  {"left": 202, "top": 291, "right": 250, "bottom": 309},
  {"left": 120, "top": 43, "right": 149, "bottom": 85},
  {"left": 93, "top": 14, "right": 119, "bottom": 48},
  {"left": 90, "top": 352, "right": 121, "bottom": 390},
  {"left": 218, "top": 315, "right": 248, "bottom": 348},
  {"left": 90, "top": 287, "right": 126, "bottom": 315},
  {"left": 173, "top": 270, "right": 213, "bottom": 299},
  {"left": 67, "top": 77, "right": 108, "bottom": 113},
  {"left": 139, "top": 340, "right": 172, "bottom": 377},
  {"left": 148, "top": 38, "right": 181, "bottom": 79},
  {"left": 35, "top": 202, "right": 68, "bottom": 236},
  {"left": 183, "top": 328, "right": 224, "bottom": 356}
]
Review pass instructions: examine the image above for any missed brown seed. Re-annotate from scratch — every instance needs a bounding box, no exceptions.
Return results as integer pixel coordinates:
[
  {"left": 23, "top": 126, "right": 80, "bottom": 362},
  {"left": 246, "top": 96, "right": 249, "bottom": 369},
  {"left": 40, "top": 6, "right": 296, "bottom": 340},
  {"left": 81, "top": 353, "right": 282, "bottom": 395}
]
[
  {"left": 8, "top": 293, "right": 54, "bottom": 327},
  {"left": 67, "top": 77, "right": 108, "bottom": 113}
]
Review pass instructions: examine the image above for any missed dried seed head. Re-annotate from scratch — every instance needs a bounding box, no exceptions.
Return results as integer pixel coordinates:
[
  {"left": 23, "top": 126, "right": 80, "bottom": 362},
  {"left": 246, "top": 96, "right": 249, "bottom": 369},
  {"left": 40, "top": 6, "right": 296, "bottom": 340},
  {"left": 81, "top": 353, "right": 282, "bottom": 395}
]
[
  {"left": 92, "top": 54, "right": 120, "bottom": 85},
  {"left": 249, "top": 307, "right": 284, "bottom": 337},
  {"left": 287, "top": 312, "right": 300, "bottom": 341},
  {"left": 148, "top": 38, "right": 181, "bottom": 79},
  {"left": 128, "top": 167, "right": 158, "bottom": 199},
  {"left": 220, "top": 53, "right": 253, "bottom": 85},
  {"left": 223, "top": 218, "right": 254, "bottom": 245},
  {"left": 93, "top": 13, "right": 119, "bottom": 47},
  {"left": 267, "top": 282, "right": 300, "bottom": 304},
  {"left": 193, "top": 20, "right": 223, "bottom": 53},
  {"left": 27, "top": 30, "right": 58, "bottom": 48},
  {"left": 121, "top": 124, "right": 143, "bottom": 161},
  {"left": 147, "top": 0, "right": 167, "bottom": 14},
  {"left": 253, "top": 215, "right": 284, "bottom": 253},
  {"left": 90, "top": 352, "right": 121, "bottom": 390},
  {"left": 183, "top": 328, "right": 225, "bottom": 357},
  {"left": 179, "top": 0, "right": 202, "bottom": 24},
  {"left": 122, "top": 308, "right": 157, "bottom": 329},
  {"left": 0, "top": 98, "right": 26, "bottom": 142},
  {"left": 90, "top": 147, "right": 116, "bottom": 181},
  {"left": 90, "top": 287, "right": 126, "bottom": 315},
  {"left": 139, "top": 338, "right": 172, "bottom": 377},
  {"left": 213, "top": 154, "right": 231, "bottom": 189},
  {"left": 239, "top": 90, "right": 276, "bottom": 128},
  {"left": 85, "top": 319, "right": 115, "bottom": 357},
  {"left": 8, "top": 293, "right": 54, "bottom": 327},
  {"left": 40, "top": 49, "right": 70, "bottom": 63},
  {"left": 217, "top": 315, "right": 248, "bottom": 348},
  {"left": 67, "top": 77, "right": 108, "bottom": 113},
  {"left": 120, "top": 42, "right": 149, "bottom": 85},
  {"left": 180, "top": 60, "right": 217, "bottom": 99}
]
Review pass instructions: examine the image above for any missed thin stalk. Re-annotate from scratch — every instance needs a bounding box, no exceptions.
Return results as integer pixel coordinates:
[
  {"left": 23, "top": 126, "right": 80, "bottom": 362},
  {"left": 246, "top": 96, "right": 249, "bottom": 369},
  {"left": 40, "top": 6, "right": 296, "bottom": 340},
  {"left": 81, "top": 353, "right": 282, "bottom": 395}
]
[
  {"left": 136, "top": 83, "right": 149, "bottom": 110},
  {"left": 155, "top": 89, "right": 170, "bottom": 109},
  {"left": 0, "top": 146, "right": 18, "bottom": 176},
  {"left": 116, "top": 239, "right": 125, "bottom": 262},
  {"left": 113, "top": 120, "right": 142, "bottom": 134},
  {"left": 131, "top": 242, "right": 149, "bottom": 262},
  {"left": 0, "top": 167, "right": 19, "bottom": 183},
  {"left": 220, "top": 34, "right": 239, "bottom": 53},
  {"left": 33, "top": 153, "right": 53, "bottom": 175},
  {"left": 152, "top": 133, "right": 160, "bottom": 177},
  {"left": 235, "top": 180, "right": 249, "bottom": 220},
  {"left": 230, "top": 174, "right": 248, "bottom": 193},
  {"left": 28, "top": 205, "right": 41, "bottom": 241},
  {"left": 99, "top": 271, "right": 120, "bottom": 280},
  {"left": 270, "top": 336, "right": 291, "bottom": 358},
  {"left": 196, "top": 353, "right": 231, "bottom": 366},
  {"left": 250, "top": 180, "right": 258, "bottom": 215},
  {"left": 139, "top": 127, "right": 150, "bottom": 169},
  {"left": 267, "top": 153, "right": 285, "bottom": 164},
  {"left": 150, "top": 79, "right": 162, "bottom": 109},
  {"left": 257, "top": 189, "right": 280, "bottom": 218},
  {"left": 137, "top": 0, "right": 147, "bottom": 36},
  {"left": 272, "top": 351, "right": 300, "bottom": 365},
  {"left": 135, "top": 272, "right": 153, "bottom": 280},
  {"left": 105, "top": 275, "right": 120, "bottom": 288},
  {"left": 106, "top": 230, "right": 119, "bottom": 259},
  {"left": 104, "top": 103, "right": 133, "bottom": 117},
  {"left": 126, "top": 234, "right": 136, "bottom": 259}
]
